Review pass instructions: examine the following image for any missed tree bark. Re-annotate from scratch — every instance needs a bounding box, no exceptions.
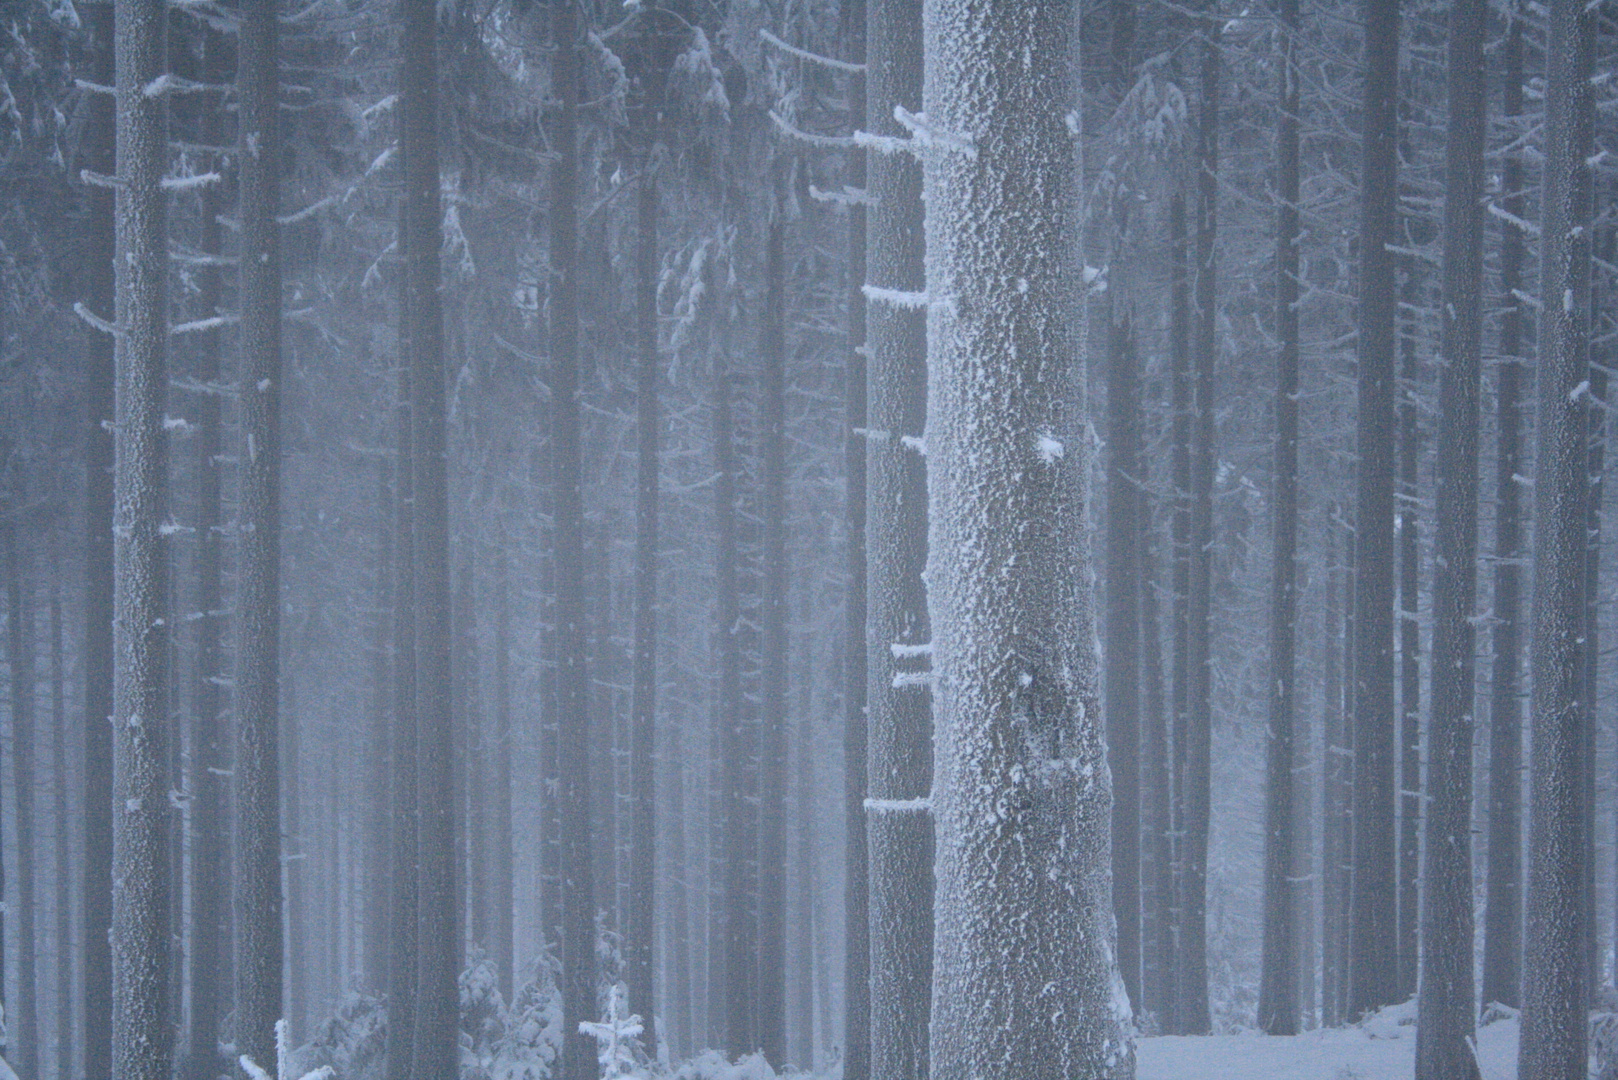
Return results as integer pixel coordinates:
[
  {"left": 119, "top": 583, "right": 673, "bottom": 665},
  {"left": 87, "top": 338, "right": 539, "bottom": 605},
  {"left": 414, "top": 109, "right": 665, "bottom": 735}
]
[
  {"left": 51, "top": 581, "right": 74, "bottom": 1080},
  {"left": 2, "top": 505, "right": 39, "bottom": 1080},
  {"left": 493, "top": 531, "right": 515, "bottom": 1002},
  {"left": 1413, "top": 0, "right": 1487, "bottom": 1072},
  {"left": 1321, "top": 513, "right": 1348, "bottom": 1026},
  {"left": 1349, "top": 0, "right": 1401, "bottom": 1020},
  {"left": 865, "top": 1, "right": 933, "bottom": 1075},
  {"left": 232, "top": 0, "right": 284, "bottom": 1065},
  {"left": 922, "top": 2, "right": 1135, "bottom": 1075},
  {"left": 110, "top": 0, "right": 174, "bottom": 1073},
  {"left": 1258, "top": 0, "right": 1300, "bottom": 1029},
  {"left": 1167, "top": 191, "right": 1192, "bottom": 1034}
]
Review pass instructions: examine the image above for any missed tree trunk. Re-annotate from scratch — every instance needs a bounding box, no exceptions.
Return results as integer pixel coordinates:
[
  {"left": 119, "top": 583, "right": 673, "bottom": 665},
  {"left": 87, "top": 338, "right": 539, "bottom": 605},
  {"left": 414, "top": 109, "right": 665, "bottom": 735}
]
[
  {"left": 1349, "top": 0, "right": 1401, "bottom": 1020},
  {"left": 80, "top": 7, "right": 116, "bottom": 1070},
  {"left": 627, "top": 162, "right": 660, "bottom": 1057},
  {"left": 1167, "top": 191, "right": 1191, "bottom": 1034},
  {"left": 923, "top": 2, "right": 1135, "bottom": 1075},
  {"left": 1413, "top": 0, "right": 1487, "bottom": 1072},
  {"left": 110, "top": 0, "right": 174, "bottom": 1073},
  {"left": 550, "top": 4, "right": 597, "bottom": 1077},
  {"left": 1480, "top": 8, "right": 1525, "bottom": 1012},
  {"left": 459, "top": 553, "right": 488, "bottom": 959},
  {"left": 1395, "top": 190, "right": 1423, "bottom": 1007},
  {"left": 864, "top": 2, "right": 932, "bottom": 1076},
  {"left": 232, "top": 0, "right": 284, "bottom": 1064},
  {"left": 3, "top": 508, "right": 38, "bottom": 1080},
  {"left": 1140, "top": 487, "right": 1173, "bottom": 1027},
  {"left": 493, "top": 532, "right": 515, "bottom": 1002},
  {"left": 1179, "top": 10, "right": 1219, "bottom": 1034},
  {"left": 843, "top": 0, "right": 870, "bottom": 1075},
  {"left": 51, "top": 581, "right": 74, "bottom": 1080},
  {"left": 1321, "top": 514, "right": 1348, "bottom": 1026},
  {"left": 1258, "top": 0, "right": 1300, "bottom": 1029},
  {"left": 366, "top": 457, "right": 394, "bottom": 996},
  {"left": 1519, "top": 0, "right": 1596, "bottom": 1072}
]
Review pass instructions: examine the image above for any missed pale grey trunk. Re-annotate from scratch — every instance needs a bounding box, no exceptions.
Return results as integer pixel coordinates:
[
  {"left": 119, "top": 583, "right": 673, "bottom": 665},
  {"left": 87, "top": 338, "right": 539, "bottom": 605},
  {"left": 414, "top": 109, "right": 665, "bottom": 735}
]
[
  {"left": 51, "top": 583, "right": 73, "bottom": 1080},
  {"left": 232, "top": 0, "right": 284, "bottom": 1065},
  {"left": 923, "top": 2, "right": 1133, "bottom": 1076},
  {"left": 111, "top": 0, "right": 174, "bottom": 1073},
  {"left": 1519, "top": 0, "right": 1596, "bottom": 1075},
  {"left": 865, "top": 1, "right": 932, "bottom": 1077},
  {"left": 3, "top": 512, "right": 39, "bottom": 1080},
  {"left": 1413, "top": 0, "right": 1486, "bottom": 1071},
  {"left": 493, "top": 534, "right": 515, "bottom": 1002}
]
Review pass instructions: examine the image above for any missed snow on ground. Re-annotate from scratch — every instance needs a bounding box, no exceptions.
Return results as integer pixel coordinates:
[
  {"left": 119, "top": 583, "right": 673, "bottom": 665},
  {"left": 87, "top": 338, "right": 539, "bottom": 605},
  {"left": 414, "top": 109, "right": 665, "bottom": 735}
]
[{"left": 1137, "top": 1001, "right": 1520, "bottom": 1080}]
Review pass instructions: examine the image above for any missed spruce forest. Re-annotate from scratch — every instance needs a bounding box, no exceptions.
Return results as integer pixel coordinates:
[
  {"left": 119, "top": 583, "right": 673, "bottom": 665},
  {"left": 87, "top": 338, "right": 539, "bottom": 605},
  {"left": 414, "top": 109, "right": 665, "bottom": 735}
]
[{"left": 0, "top": 0, "right": 1613, "bottom": 1077}]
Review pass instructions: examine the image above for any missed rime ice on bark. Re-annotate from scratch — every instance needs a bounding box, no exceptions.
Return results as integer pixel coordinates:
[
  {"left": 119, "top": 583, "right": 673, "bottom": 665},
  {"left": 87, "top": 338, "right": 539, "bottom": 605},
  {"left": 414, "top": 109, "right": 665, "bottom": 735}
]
[{"left": 922, "top": 2, "right": 1134, "bottom": 1077}]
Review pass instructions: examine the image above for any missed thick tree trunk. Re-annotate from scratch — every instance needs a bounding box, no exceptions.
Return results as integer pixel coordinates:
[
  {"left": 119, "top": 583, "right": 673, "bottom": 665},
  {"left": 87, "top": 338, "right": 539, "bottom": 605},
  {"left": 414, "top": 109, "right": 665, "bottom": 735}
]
[
  {"left": 232, "top": 0, "right": 284, "bottom": 1065},
  {"left": 864, "top": 2, "right": 932, "bottom": 1076},
  {"left": 1519, "top": 0, "right": 1596, "bottom": 1073},
  {"left": 402, "top": 0, "right": 456, "bottom": 1070},
  {"left": 1480, "top": 9, "right": 1526, "bottom": 1012},
  {"left": 1413, "top": 0, "right": 1487, "bottom": 1072},
  {"left": 3, "top": 513, "right": 38, "bottom": 1080},
  {"left": 1349, "top": 0, "right": 1401, "bottom": 1020},
  {"left": 110, "top": 0, "right": 174, "bottom": 1074},
  {"left": 627, "top": 164, "right": 660, "bottom": 1057},
  {"left": 1258, "top": 0, "right": 1300, "bottom": 1029},
  {"left": 550, "top": 4, "right": 597, "bottom": 1077},
  {"left": 922, "top": 2, "right": 1134, "bottom": 1075},
  {"left": 758, "top": 206, "right": 789, "bottom": 1071},
  {"left": 842, "top": 1, "right": 871, "bottom": 1075},
  {"left": 80, "top": 8, "right": 116, "bottom": 1071}
]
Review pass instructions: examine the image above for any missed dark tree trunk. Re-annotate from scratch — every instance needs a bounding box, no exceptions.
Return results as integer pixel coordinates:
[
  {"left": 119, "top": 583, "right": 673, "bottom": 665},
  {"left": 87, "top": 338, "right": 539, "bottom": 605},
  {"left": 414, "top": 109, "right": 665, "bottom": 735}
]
[
  {"left": 1167, "top": 191, "right": 1192, "bottom": 1034},
  {"left": 864, "top": 0, "right": 932, "bottom": 1072},
  {"left": 184, "top": 23, "right": 232, "bottom": 1077},
  {"left": 2, "top": 508, "right": 38, "bottom": 1080},
  {"left": 402, "top": 0, "right": 456, "bottom": 1070},
  {"left": 232, "top": 0, "right": 284, "bottom": 1064},
  {"left": 842, "top": 1, "right": 870, "bottom": 1075},
  {"left": 1141, "top": 486, "right": 1173, "bottom": 1026},
  {"left": 1519, "top": 0, "right": 1596, "bottom": 1072},
  {"left": 459, "top": 553, "right": 488, "bottom": 957},
  {"left": 51, "top": 581, "right": 73, "bottom": 1080},
  {"left": 1349, "top": 0, "right": 1401, "bottom": 1020},
  {"left": 493, "top": 532, "right": 515, "bottom": 1002},
  {"left": 366, "top": 458, "right": 394, "bottom": 995},
  {"left": 110, "top": 0, "right": 174, "bottom": 1073},
  {"left": 1395, "top": 266, "right": 1422, "bottom": 1005},
  {"left": 1480, "top": 9, "right": 1526, "bottom": 1012},
  {"left": 1179, "top": 10, "right": 1219, "bottom": 1033},
  {"left": 80, "top": 8, "right": 116, "bottom": 1071},
  {"left": 549, "top": 4, "right": 597, "bottom": 1077},
  {"left": 1258, "top": 0, "right": 1300, "bottom": 1029},
  {"left": 1413, "top": 0, "right": 1487, "bottom": 1072},
  {"left": 1321, "top": 515, "right": 1348, "bottom": 1026},
  {"left": 627, "top": 163, "right": 660, "bottom": 1057}
]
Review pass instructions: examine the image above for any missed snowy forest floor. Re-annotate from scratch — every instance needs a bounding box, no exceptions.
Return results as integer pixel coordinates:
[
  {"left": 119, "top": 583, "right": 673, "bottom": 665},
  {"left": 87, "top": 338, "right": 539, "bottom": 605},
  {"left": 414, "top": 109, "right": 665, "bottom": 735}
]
[{"left": 1136, "top": 1000, "right": 1521, "bottom": 1079}]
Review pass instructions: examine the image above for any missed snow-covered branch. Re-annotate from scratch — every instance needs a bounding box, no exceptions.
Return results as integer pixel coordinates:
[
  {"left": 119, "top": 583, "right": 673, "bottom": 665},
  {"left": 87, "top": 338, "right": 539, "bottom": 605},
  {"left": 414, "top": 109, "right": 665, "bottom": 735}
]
[{"left": 758, "top": 29, "right": 865, "bottom": 73}]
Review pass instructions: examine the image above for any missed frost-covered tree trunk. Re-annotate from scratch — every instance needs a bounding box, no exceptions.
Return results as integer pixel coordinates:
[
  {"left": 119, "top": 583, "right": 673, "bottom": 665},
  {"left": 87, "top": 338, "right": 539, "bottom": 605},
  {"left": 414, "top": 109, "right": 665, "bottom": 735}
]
[
  {"left": 1257, "top": 0, "right": 1300, "bottom": 1030},
  {"left": 1480, "top": 9, "right": 1526, "bottom": 1013},
  {"left": 232, "top": 0, "right": 285, "bottom": 1066},
  {"left": 843, "top": 1, "right": 871, "bottom": 1075},
  {"left": 80, "top": 8, "right": 117, "bottom": 1071},
  {"left": 922, "top": 2, "right": 1133, "bottom": 1077},
  {"left": 1349, "top": 0, "right": 1401, "bottom": 1020},
  {"left": 402, "top": 0, "right": 455, "bottom": 1069},
  {"left": 759, "top": 202, "right": 789, "bottom": 1072},
  {"left": 1519, "top": 0, "right": 1596, "bottom": 1073},
  {"left": 1413, "top": 0, "right": 1486, "bottom": 1071},
  {"left": 627, "top": 161, "right": 660, "bottom": 1059},
  {"left": 550, "top": 4, "right": 596, "bottom": 1078},
  {"left": 185, "top": 24, "right": 232, "bottom": 1077},
  {"left": 864, "top": 0, "right": 933, "bottom": 1074},
  {"left": 2, "top": 510, "right": 38, "bottom": 1080},
  {"left": 110, "top": 0, "right": 174, "bottom": 1073}
]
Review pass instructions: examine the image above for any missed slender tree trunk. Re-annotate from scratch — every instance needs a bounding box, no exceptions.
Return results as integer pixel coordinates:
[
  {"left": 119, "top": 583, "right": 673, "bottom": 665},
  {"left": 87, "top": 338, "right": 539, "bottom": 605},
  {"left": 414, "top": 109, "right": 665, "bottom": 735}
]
[
  {"left": 1519, "top": 0, "right": 1596, "bottom": 1072},
  {"left": 864, "top": 2, "right": 932, "bottom": 1076},
  {"left": 231, "top": 0, "right": 284, "bottom": 1064},
  {"left": 81, "top": 8, "right": 116, "bottom": 1070},
  {"left": 1481, "top": 9, "right": 1526, "bottom": 1012},
  {"left": 401, "top": 0, "right": 455, "bottom": 1070},
  {"left": 459, "top": 553, "right": 488, "bottom": 957},
  {"left": 1141, "top": 489, "right": 1173, "bottom": 1027},
  {"left": 1349, "top": 0, "right": 1401, "bottom": 1020},
  {"left": 366, "top": 458, "right": 394, "bottom": 995},
  {"left": 51, "top": 581, "right": 73, "bottom": 1080},
  {"left": 843, "top": 0, "right": 871, "bottom": 1074},
  {"left": 1179, "top": 10, "right": 1220, "bottom": 1034},
  {"left": 1258, "top": 0, "right": 1300, "bottom": 1029},
  {"left": 1321, "top": 515, "right": 1347, "bottom": 1026},
  {"left": 110, "top": 0, "right": 174, "bottom": 1073},
  {"left": 1395, "top": 261, "right": 1422, "bottom": 1004},
  {"left": 627, "top": 163, "right": 660, "bottom": 1057},
  {"left": 493, "top": 533, "right": 515, "bottom": 1002},
  {"left": 923, "top": 2, "right": 1135, "bottom": 1075},
  {"left": 1584, "top": 338, "right": 1606, "bottom": 997},
  {"left": 1413, "top": 0, "right": 1487, "bottom": 1072},
  {"left": 550, "top": 4, "right": 596, "bottom": 1076},
  {"left": 3, "top": 510, "right": 38, "bottom": 1080},
  {"left": 1167, "top": 192, "right": 1192, "bottom": 1034}
]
